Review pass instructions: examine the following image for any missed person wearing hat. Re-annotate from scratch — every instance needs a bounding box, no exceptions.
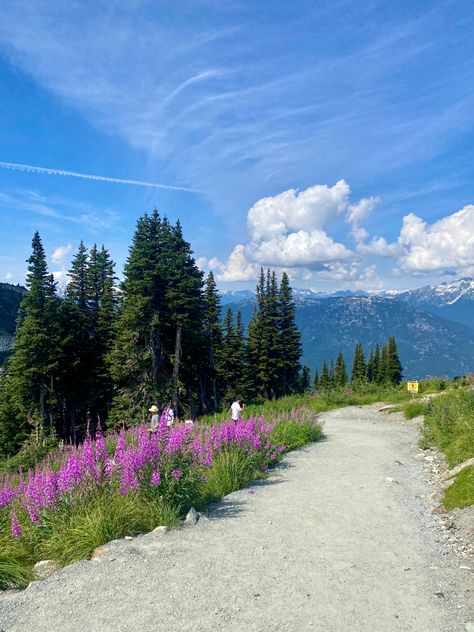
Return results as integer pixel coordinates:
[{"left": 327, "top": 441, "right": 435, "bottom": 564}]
[{"left": 148, "top": 405, "right": 160, "bottom": 433}]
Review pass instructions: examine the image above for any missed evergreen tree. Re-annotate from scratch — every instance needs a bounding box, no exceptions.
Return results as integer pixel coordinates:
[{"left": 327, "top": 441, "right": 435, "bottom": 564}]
[
  {"left": 329, "top": 360, "right": 336, "bottom": 389},
  {"left": 378, "top": 342, "right": 389, "bottom": 384},
  {"left": 300, "top": 364, "right": 311, "bottom": 393},
  {"left": 386, "top": 336, "right": 403, "bottom": 385},
  {"left": 0, "top": 232, "right": 59, "bottom": 453},
  {"left": 351, "top": 342, "right": 367, "bottom": 385},
  {"left": 220, "top": 308, "right": 237, "bottom": 402},
  {"left": 233, "top": 310, "right": 247, "bottom": 400},
  {"left": 320, "top": 360, "right": 330, "bottom": 390},
  {"left": 335, "top": 352, "right": 347, "bottom": 387},
  {"left": 313, "top": 368, "right": 319, "bottom": 392},
  {"left": 202, "top": 272, "right": 223, "bottom": 411},
  {"left": 277, "top": 272, "right": 302, "bottom": 396}
]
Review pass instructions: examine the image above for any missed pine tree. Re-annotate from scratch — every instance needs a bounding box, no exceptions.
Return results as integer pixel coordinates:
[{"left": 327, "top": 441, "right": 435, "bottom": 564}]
[
  {"left": 335, "top": 352, "right": 347, "bottom": 388},
  {"left": 277, "top": 272, "right": 302, "bottom": 396},
  {"left": 202, "top": 272, "right": 223, "bottom": 411},
  {"left": 0, "top": 232, "right": 59, "bottom": 453},
  {"left": 320, "top": 360, "right": 330, "bottom": 390},
  {"left": 313, "top": 369, "right": 319, "bottom": 392},
  {"left": 300, "top": 364, "right": 311, "bottom": 393},
  {"left": 379, "top": 342, "right": 389, "bottom": 384},
  {"left": 386, "top": 336, "right": 403, "bottom": 385},
  {"left": 351, "top": 342, "right": 367, "bottom": 385},
  {"left": 372, "top": 343, "right": 381, "bottom": 383},
  {"left": 220, "top": 308, "right": 237, "bottom": 402}
]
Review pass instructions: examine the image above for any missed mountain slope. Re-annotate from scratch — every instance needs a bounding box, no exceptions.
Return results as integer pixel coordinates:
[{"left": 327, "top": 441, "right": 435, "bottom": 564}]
[
  {"left": 397, "top": 278, "right": 474, "bottom": 330},
  {"left": 228, "top": 296, "right": 474, "bottom": 379},
  {"left": 0, "top": 283, "right": 26, "bottom": 362}
]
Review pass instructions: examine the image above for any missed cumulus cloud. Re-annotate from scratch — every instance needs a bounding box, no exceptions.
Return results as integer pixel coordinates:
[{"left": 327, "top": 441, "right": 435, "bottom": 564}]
[
  {"left": 397, "top": 205, "right": 474, "bottom": 273},
  {"left": 247, "top": 179, "right": 350, "bottom": 241},
  {"left": 357, "top": 236, "right": 401, "bottom": 257},
  {"left": 52, "top": 244, "right": 72, "bottom": 266},
  {"left": 211, "top": 180, "right": 370, "bottom": 281}
]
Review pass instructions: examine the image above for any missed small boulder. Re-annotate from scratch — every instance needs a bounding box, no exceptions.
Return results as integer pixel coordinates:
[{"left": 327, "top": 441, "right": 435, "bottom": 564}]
[
  {"left": 152, "top": 525, "right": 170, "bottom": 534},
  {"left": 33, "top": 560, "right": 59, "bottom": 580},
  {"left": 185, "top": 507, "right": 199, "bottom": 526},
  {"left": 90, "top": 546, "right": 107, "bottom": 559}
]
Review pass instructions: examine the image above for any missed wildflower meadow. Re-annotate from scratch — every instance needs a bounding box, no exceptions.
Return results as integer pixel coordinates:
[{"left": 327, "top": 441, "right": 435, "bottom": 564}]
[{"left": 0, "top": 406, "right": 322, "bottom": 589}]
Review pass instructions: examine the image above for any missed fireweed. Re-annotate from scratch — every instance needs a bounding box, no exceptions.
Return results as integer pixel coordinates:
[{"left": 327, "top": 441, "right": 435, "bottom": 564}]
[{"left": 0, "top": 407, "right": 321, "bottom": 556}]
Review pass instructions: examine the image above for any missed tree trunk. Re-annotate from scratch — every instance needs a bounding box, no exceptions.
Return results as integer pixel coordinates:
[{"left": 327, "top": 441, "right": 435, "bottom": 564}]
[{"left": 172, "top": 321, "right": 182, "bottom": 418}]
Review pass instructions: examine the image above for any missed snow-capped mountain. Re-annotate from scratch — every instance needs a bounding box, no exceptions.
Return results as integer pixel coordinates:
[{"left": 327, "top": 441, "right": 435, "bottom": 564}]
[{"left": 396, "top": 278, "right": 474, "bottom": 328}]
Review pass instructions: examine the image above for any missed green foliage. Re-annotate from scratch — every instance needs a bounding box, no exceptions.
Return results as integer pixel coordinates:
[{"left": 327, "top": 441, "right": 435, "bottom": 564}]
[
  {"left": 0, "top": 553, "right": 33, "bottom": 590},
  {"left": 402, "top": 401, "right": 428, "bottom": 419},
  {"left": 0, "top": 434, "right": 59, "bottom": 474},
  {"left": 351, "top": 342, "right": 366, "bottom": 384},
  {"left": 40, "top": 492, "right": 179, "bottom": 566},
  {"left": 421, "top": 391, "right": 474, "bottom": 467},
  {"left": 443, "top": 466, "right": 474, "bottom": 510},
  {"left": 201, "top": 449, "right": 258, "bottom": 500},
  {"left": 269, "top": 419, "right": 323, "bottom": 450}
]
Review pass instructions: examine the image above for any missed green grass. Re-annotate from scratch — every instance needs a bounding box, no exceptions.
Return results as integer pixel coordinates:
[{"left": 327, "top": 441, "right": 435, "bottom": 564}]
[
  {"left": 421, "top": 391, "right": 474, "bottom": 468},
  {"left": 269, "top": 418, "right": 323, "bottom": 450},
  {"left": 40, "top": 492, "right": 180, "bottom": 566},
  {"left": 402, "top": 401, "right": 429, "bottom": 419},
  {"left": 444, "top": 466, "right": 474, "bottom": 511},
  {"left": 201, "top": 449, "right": 259, "bottom": 500},
  {"left": 0, "top": 553, "right": 33, "bottom": 590}
]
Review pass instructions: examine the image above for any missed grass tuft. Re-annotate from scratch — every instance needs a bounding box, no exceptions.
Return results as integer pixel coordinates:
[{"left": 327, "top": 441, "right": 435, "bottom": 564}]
[{"left": 443, "top": 466, "right": 474, "bottom": 511}]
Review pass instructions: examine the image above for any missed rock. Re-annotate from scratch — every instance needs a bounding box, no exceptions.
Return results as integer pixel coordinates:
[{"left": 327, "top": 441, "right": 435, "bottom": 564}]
[
  {"left": 185, "top": 507, "right": 199, "bottom": 526},
  {"left": 465, "top": 623, "right": 474, "bottom": 632},
  {"left": 124, "top": 535, "right": 133, "bottom": 540},
  {"left": 90, "top": 546, "right": 107, "bottom": 559},
  {"left": 385, "top": 477, "right": 398, "bottom": 484},
  {"left": 152, "top": 525, "right": 170, "bottom": 534},
  {"left": 424, "top": 455, "right": 435, "bottom": 462},
  {"left": 33, "top": 560, "right": 59, "bottom": 580}
]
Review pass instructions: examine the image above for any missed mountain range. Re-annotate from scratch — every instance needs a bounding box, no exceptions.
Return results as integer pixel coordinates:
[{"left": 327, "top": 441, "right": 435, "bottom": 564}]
[
  {"left": 1, "top": 278, "right": 473, "bottom": 377},
  {"left": 223, "top": 278, "right": 474, "bottom": 379}
]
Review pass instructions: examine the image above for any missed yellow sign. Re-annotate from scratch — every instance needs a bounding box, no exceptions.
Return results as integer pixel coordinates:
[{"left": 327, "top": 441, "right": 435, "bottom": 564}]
[{"left": 407, "top": 381, "right": 419, "bottom": 393}]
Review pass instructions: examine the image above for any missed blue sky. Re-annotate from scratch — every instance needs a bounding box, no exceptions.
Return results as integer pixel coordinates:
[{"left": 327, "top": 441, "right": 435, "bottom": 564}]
[{"left": 1, "top": 0, "right": 473, "bottom": 291}]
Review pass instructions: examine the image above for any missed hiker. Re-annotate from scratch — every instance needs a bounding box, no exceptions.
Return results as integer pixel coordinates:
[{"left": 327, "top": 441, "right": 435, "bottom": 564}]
[
  {"left": 230, "top": 398, "right": 244, "bottom": 422},
  {"left": 163, "top": 402, "right": 175, "bottom": 427},
  {"left": 148, "top": 404, "right": 160, "bottom": 433}
]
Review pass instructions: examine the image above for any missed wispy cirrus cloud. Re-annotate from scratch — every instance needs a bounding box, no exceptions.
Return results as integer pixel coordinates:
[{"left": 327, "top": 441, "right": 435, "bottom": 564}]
[{"left": 0, "top": 162, "right": 201, "bottom": 193}]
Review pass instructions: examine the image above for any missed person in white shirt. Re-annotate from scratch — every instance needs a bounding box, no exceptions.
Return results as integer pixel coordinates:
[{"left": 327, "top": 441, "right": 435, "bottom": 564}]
[
  {"left": 164, "top": 402, "right": 175, "bottom": 427},
  {"left": 230, "top": 399, "right": 244, "bottom": 422}
]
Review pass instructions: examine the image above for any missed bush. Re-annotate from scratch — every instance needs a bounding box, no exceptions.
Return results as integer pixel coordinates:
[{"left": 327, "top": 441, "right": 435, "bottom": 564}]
[{"left": 270, "top": 419, "right": 322, "bottom": 450}]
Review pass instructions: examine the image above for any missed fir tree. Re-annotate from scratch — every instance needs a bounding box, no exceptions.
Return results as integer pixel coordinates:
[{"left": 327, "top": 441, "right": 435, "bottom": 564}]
[
  {"left": 300, "top": 364, "right": 311, "bottom": 393},
  {"left": 351, "top": 342, "right": 367, "bottom": 385},
  {"left": 379, "top": 342, "right": 389, "bottom": 384},
  {"left": 313, "top": 368, "right": 319, "bottom": 392},
  {"left": 202, "top": 272, "right": 223, "bottom": 411},
  {"left": 335, "top": 352, "right": 347, "bottom": 388},
  {"left": 320, "top": 360, "right": 330, "bottom": 390},
  {"left": 277, "top": 272, "right": 302, "bottom": 396},
  {"left": 386, "top": 336, "right": 403, "bottom": 385},
  {"left": 0, "top": 232, "right": 59, "bottom": 452}
]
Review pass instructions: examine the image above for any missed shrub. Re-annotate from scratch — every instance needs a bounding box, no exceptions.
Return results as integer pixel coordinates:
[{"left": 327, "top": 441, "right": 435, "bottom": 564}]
[
  {"left": 403, "top": 401, "right": 428, "bottom": 419},
  {"left": 201, "top": 449, "right": 258, "bottom": 500}
]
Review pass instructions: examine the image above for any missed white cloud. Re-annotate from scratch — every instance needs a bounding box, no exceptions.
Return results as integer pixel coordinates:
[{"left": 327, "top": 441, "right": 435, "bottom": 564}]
[
  {"left": 357, "top": 236, "right": 401, "bottom": 257},
  {"left": 317, "top": 262, "right": 383, "bottom": 289},
  {"left": 251, "top": 230, "right": 352, "bottom": 267},
  {"left": 397, "top": 205, "right": 474, "bottom": 273},
  {"left": 247, "top": 179, "right": 350, "bottom": 241},
  {"left": 346, "top": 196, "right": 380, "bottom": 226},
  {"left": 52, "top": 244, "right": 72, "bottom": 266},
  {"left": 208, "top": 245, "right": 260, "bottom": 282},
  {"left": 5, "top": 271, "right": 13, "bottom": 280}
]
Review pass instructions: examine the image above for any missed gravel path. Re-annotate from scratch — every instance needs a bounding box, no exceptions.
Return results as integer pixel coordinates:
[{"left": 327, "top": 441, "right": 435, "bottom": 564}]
[{"left": 1, "top": 405, "right": 473, "bottom": 632}]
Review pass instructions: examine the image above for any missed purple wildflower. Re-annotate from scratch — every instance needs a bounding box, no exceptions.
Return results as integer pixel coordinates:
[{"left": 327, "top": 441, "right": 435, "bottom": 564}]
[
  {"left": 11, "top": 511, "right": 22, "bottom": 538},
  {"left": 151, "top": 470, "right": 161, "bottom": 487},
  {"left": 171, "top": 468, "right": 181, "bottom": 480}
]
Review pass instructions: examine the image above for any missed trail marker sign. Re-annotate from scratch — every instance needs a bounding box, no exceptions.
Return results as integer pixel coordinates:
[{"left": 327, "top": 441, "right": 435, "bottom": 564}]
[{"left": 407, "top": 381, "right": 419, "bottom": 394}]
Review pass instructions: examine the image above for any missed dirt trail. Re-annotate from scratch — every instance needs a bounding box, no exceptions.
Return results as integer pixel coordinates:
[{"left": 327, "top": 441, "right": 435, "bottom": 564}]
[{"left": 1, "top": 405, "right": 473, "bottom": 632}]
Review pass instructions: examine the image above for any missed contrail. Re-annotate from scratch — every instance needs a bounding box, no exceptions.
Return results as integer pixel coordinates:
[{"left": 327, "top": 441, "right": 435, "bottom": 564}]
[{"left": 0, "top": 161, "right": 201, "bottom": 193}]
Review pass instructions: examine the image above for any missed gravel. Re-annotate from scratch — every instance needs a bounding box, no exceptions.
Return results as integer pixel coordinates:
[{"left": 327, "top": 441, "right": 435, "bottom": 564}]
[{"left": 1, "top": 404, "right": 473, "bottom": 631}]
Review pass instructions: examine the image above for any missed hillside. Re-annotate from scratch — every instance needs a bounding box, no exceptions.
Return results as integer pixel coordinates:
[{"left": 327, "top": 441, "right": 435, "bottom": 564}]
[
  {"left": 0, "top": 282, "right": 25, "bottom": 363},
  {"left": 397, "top": 278, "right": 474, "bottom": 330},
  {"left": 228, "top": 296, "right": 474, "bottom": 378}
]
